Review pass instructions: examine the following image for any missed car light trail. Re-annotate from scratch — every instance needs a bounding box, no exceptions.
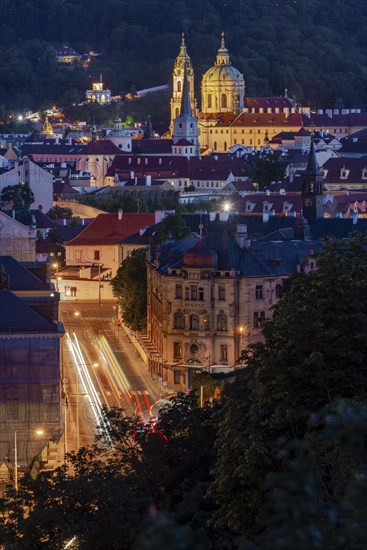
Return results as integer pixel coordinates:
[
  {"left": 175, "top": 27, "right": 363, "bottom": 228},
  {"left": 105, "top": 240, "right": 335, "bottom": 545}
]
[
  {"left": 98, "top": 335, "right": 133, "bottom": 400},
  {"left": 66, "top": 332, "right": 112, "bottom": 443}
]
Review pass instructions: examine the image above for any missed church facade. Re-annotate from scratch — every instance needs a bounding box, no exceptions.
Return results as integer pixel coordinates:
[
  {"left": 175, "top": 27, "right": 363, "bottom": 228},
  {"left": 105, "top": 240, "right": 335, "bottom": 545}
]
[{"left": 170, "top": 34, "right": 300, "bottom": 152}]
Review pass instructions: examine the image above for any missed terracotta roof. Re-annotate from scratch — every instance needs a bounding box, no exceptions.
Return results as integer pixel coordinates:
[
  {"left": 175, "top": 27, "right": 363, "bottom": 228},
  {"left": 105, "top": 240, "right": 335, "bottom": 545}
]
[
  {"left": 107, "top": 153, "right": 249, "bottom": 181},
  {"left": 333, "top": 113, "right": 367, "bottom": 126},
  {"left": 132, "top": 138, "right": 173, "bottom": 154},
  {"left": 82, "top": 140, "right": 122, "bottom": 155},
  {"left": 66, "top": 212, "right": 156, "bottom": 246},
  {"left": 244, "top": 97, "right": 295, "bottom": 110},
  {"left": 322, "top": 157, "right": 367, "bottom": 184},
  {"left": 216, "top": 112, "right": 303, "bottom": 127}
]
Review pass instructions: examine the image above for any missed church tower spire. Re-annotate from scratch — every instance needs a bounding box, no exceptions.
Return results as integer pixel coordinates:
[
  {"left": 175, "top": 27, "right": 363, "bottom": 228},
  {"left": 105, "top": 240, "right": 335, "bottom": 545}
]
[
  {"left": 172, "top": 65, "right": 200, "bottom": 157},
  {"left": 301, "top": 140, "right": 324, "bottom": 224},
  {"left": 170, "top": 33, "right": 197, "bottom": 134}
]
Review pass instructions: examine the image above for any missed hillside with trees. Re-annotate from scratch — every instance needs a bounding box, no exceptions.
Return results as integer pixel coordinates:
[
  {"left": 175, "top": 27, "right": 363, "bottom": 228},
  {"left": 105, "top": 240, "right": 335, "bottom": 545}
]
[
  {"left": 1, "top": 235, "right": 367, "bottom": 549},
  {"left": 0, "top": 0, "right": 366, "bottom": 131}
]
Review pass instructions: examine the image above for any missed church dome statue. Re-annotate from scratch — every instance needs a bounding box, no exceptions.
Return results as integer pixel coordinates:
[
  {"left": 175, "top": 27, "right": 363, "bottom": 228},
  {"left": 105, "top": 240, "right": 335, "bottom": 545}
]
[{"left": 201, "top": 33, "right": 245, "bottom": 114}]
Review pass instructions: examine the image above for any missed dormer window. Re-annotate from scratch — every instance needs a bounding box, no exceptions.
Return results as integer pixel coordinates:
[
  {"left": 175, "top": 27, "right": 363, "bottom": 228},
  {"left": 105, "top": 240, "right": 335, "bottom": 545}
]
[
  {"left": 362, "top": 168, "right": 367, "bottom": 180},
  {"left": 340, "top": 168, "right": 349, "bottom": 179}
]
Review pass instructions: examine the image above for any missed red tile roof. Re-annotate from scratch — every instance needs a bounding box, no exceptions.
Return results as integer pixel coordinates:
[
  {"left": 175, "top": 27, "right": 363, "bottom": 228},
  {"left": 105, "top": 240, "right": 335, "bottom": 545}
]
[
  {"left": 82, "top": 140, "right": 122, "bottom": 156},
  {"left": 244, "top": 97, "right": 295, "bottom": 111},
  {"left": 66, "top": 212, "right": 156, "bottom": 246}
]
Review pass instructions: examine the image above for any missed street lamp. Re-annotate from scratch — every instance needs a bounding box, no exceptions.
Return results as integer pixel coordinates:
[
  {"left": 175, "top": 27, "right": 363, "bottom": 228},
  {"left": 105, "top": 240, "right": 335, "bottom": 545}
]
[{"left": 14, "top": 429, "right": 44, "bottom": 490}]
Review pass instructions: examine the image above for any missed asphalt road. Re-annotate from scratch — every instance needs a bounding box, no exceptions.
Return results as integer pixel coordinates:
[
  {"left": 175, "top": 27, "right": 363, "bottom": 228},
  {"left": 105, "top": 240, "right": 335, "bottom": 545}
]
[{"left": 60, "top": 301, "right": 161, "bottom": 451}]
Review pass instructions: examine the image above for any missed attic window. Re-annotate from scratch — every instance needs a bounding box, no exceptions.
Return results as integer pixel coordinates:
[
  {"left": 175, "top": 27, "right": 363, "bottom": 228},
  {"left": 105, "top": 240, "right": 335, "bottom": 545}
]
[{"left": 340, "top": 168, "right": 349, "bottom": 179}]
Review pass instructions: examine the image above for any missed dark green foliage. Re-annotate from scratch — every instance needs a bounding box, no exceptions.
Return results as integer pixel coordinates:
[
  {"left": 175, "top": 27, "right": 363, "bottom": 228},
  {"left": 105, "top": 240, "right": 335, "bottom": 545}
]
[
  {"left": 0, "top": 183, "right": 34, "bottom": 208},
  {"left": 0, "top": 264, "right": 9, "bottom": 289},
  {"left": 78, "top": 191, "right": 151, "bottom": 213},
  {"left": 0, "top": 0, "right": 366, "bottom": 127},
  {"left": 155, "top": 214, "right": 190, "bottom": 243},
  {"left": 211, "top": 234, "right": 367, "bottom": 543},
  {"left": 47, "top": 205, "right": 73, "bottom": 219},
  {"left": 0, "top": 396, "right": 218, "bottom": 549},
  {"left": 191, "top": 372, "right": 221, "bottom": 405},
  {"left": 111, "top": 248, "right": 148, "bottom": 332},
  {"left": 249, "top": 151, "right": 287, "bottom": 190},
  {"left": 2, "top": 235, "right": 367, "bottom": 548}
]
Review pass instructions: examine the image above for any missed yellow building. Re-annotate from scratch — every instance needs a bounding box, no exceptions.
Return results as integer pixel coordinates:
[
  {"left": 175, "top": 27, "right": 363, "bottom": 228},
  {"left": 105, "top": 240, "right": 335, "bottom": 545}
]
[
  {"left": 170, "top": 33, "right": 198, "bottom": 132},
  {"left": 201, "top": 33, "right": 245, "bottom": 115}
]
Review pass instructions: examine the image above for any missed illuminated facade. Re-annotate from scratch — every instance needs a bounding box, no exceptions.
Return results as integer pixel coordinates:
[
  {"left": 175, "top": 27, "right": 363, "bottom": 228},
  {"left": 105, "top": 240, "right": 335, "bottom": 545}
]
[
  {"left": 201, "top": 33, "right": 245, "bottom": 115},
  {"left": 170, "top": 34, "right": 197, "bottom": 132},
  {"left": 86, "top": 75, "right": 111, "bottom": 104}
]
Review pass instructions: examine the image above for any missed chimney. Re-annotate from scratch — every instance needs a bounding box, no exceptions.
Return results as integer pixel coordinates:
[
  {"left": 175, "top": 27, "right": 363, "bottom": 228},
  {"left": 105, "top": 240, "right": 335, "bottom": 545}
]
[
  {"left": 146, "top": 175, "right": 151, "bottom": 186},
  {"left": 259, "top": 107, "right": 264, "bottom": 113},
  {"left": 235, "top": 224, "right": 250, "bottom": 248},
  {"left": 284, "top": 107, "right": 290, "bottom": 117},
  {"left": 118, "top": 209, "right": 123, "bottom": 220},
  {"left": 350, "top": 212, "right": 358, "bottom": 224}
]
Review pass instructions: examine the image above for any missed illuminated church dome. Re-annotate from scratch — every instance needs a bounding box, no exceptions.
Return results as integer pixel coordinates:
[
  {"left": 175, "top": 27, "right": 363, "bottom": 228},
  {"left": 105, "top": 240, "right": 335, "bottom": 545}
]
[
  {"left": 42, "top": 116, "right": 53, "bottom": 135},
  {"left": 201, "top": 33, "right": 245, "bottom": 114}
]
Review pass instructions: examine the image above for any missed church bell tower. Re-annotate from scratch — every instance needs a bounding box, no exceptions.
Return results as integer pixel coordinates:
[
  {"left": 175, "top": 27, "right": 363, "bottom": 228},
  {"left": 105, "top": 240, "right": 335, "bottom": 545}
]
[
  {"left": 301, "top": 140, "right": 324, "bottom": 224},
  {"left": 170, "top": 33, "right": 197, "bottom": 133}
]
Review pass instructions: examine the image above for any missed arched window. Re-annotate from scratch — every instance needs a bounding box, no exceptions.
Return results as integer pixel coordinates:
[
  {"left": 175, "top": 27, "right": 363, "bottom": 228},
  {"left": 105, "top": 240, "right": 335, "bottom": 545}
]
[
  {"left": 217, "top": 312, "right": 227, "bottom": 331},
  {"left": 189, "top": 314, "right": 200, "bottom": 331},
  {"left": 177, "top": 81, "right": 182, "bottom": 93},
  {"left": 221, "top": 94, "right": 227, "bottom": 108},
  {"left": 224, "top": 141, "right": 227, "bottom": 151},
  {"left": 214, "top": 141, "right": 217, "bottom": 151},
  {"left": 175, "top": 107, "right": 179, "bottom": 117},
  {"left": 174, "top": 311, "right": 184, "bottom": 329},
  {"left": 203, "top": 315, "right": 210, "bottom": 331},
  {"left": 208, "top": 94, "right": 212, "bottom": 109}
]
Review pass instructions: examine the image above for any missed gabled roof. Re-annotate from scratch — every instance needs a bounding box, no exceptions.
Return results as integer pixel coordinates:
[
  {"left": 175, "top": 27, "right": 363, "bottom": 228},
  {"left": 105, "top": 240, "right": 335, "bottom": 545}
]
[
  {"left": 66, "top": 212, "right": 156, "bottom": 246},
  {"left": 0, "top": 290, "right": 53, "bottom": 331},
  {"left": 132, "top": 139, "right": 173, "bottom": 155},
  {"left": 322, "top": 156, "right": 367, "bottom": 183},
  {"left": 82, "top": 140, "right": 122, "bottom": 156},
  {"left": 0, "top": 256, "right": 47, "bottom": 290},
  {"left": 244, "top": 97, "right": 295, "bottom": 111},
  {"left": 22, "top": 143, "right": 86, "bottom": 156},
  {"left": 2, "top": 208, "right": 55, "bottom": 229}
]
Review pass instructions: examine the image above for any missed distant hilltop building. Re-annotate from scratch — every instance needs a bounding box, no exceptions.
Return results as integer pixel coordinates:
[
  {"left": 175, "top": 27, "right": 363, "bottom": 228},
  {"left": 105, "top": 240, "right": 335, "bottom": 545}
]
[
  {"left": 56, "top": 45, "right": 82, "bottom": 64},
  {"left": 86, "top": 75, "right": 111, "bottom": 104}
]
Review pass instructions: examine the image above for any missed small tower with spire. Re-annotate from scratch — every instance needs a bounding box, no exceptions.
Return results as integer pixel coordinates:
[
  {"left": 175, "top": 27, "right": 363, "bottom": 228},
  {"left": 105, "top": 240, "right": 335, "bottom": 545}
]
[
  {"left": 172, "top": 65, "right": 200, "bottom": 157},
  {"left": 301, "top": 140, "right": 324, "bottom": 224},
  {"left": 170, "top": 33, "right": 197, "bottom": 133}
]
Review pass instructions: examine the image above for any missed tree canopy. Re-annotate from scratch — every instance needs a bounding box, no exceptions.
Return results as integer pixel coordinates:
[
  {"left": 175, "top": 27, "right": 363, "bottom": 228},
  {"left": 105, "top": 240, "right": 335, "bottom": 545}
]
[
  {"left": 0, "top": 0, "right": 366, "bottom": 130},
  {"left": 0, "top": 183, "right": 34, "bottom": 209},
  {"left": 111, "top": 248, "right": 148, "bottom": 332},
  {"left": 2, "top": 235, "right": 367, "bottom": 548}
]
